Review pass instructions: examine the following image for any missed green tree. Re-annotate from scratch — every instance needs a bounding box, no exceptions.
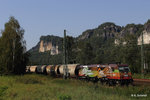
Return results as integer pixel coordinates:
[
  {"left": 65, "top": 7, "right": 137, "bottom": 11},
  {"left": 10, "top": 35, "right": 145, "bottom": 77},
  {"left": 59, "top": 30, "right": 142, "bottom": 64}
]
[
  {"left": 66, "top": 36, "right": 76, "bottom": 64},
  {"left": 120, "top": 34, "right": 140, "bottom": 73},
  {"left": 94, "top": 48, "right": 104, "bottom": 64},
  {"left": 0, "top": 16, "right": 29, "bottom": 75},
  {"left": 144, "top": 45, "right": 150, "bottom": 72},
  {"left": 77, "top": 42, "right": 94, "bottom": 64}
]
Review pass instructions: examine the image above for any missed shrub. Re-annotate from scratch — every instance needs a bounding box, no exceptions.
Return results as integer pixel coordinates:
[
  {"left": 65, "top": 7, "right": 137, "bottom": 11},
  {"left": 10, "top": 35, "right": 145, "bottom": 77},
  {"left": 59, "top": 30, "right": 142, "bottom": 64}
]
[
  {"left": 0, "top": 86, "right": 8, "bottom": 97},
  {"left": 58, "top": 94, "right": 71, "bottom": 100}
]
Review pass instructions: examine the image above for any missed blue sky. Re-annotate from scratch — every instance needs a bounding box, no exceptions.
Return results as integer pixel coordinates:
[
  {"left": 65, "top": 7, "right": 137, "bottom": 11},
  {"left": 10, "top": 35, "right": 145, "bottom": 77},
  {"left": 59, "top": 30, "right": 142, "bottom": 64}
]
[{"left": 0, "top": 0, "right": 150, "bottom": 50}]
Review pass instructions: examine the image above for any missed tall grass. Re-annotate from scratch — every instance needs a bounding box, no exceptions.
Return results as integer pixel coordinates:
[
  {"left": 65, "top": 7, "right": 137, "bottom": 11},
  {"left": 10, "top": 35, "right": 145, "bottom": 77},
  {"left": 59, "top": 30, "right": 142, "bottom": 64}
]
[
  {"left": 133, "top": 73, "right": 150, "bottom": 79},
  {"left": 0, "top": 74, "right": 149, "bottom": 100}
]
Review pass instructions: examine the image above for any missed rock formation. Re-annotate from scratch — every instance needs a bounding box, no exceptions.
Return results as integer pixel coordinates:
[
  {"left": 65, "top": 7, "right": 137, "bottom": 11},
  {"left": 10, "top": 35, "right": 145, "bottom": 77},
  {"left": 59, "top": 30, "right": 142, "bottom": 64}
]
[
  {"left": 39, "top": 40, "right": 59, "bottom": 55},
  {"left": 138, "top": 30, "right": 150, "bottom": 45}
]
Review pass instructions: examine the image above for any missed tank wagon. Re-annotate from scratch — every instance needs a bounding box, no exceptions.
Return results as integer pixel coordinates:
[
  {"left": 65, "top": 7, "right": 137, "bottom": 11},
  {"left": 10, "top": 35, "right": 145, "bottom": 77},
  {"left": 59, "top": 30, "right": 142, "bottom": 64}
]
[
  {"left": 59, "top": 64, "right": 79, "bottom": 77},
  {"left": 54, "top": 65, "right": 61, "bottom": 76},
  {"left": 26, "top": 63, "right": 133, "bottom": 86},
  {"left": 29, "top": 66, "right": 37, "bottom": 73},
  {"left": 36, "top": 65, "right": 47, "bottom": 74},
  {"left": 46, "top": 65, "right": 55, "bottom": 76},
  {"left": 26, "top": 66, "right": 30, "bottom": 73}
]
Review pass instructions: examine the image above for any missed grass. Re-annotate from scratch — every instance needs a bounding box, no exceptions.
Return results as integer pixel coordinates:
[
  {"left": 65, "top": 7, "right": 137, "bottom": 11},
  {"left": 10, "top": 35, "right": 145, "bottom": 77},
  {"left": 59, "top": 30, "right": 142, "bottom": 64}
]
[
  {"left": 133, "top": 73, "right": 150, "bottom": 79},
  {"left": 0, "top": 74, "right": 149, "bottom": 100}
]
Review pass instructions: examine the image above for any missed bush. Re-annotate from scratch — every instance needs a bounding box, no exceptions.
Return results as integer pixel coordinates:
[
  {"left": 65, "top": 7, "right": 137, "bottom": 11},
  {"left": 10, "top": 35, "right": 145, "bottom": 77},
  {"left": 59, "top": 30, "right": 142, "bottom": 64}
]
[
  {"left": 0, "top": 86, "right": 8, "bottom": 97},
  {"left": 58, "top": 94, "right": 71, "bottom": 100}
]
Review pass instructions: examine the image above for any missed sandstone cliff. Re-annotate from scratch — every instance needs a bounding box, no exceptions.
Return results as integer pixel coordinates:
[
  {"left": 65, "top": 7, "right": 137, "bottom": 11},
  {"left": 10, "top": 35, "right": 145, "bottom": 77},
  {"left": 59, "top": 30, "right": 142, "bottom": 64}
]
[
  {"left": 39, "top": 40, "right": 59, "bottom": 55},
  {"left": 29, "top": 35, "right": 63, "bottom": 55}
]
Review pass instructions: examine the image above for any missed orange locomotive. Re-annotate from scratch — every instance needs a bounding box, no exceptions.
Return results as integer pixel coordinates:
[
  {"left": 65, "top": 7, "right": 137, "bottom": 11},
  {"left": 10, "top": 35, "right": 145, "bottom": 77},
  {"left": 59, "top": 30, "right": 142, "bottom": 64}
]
[{"left": 98, "top": 64, "right": 133, "bottom": 85}]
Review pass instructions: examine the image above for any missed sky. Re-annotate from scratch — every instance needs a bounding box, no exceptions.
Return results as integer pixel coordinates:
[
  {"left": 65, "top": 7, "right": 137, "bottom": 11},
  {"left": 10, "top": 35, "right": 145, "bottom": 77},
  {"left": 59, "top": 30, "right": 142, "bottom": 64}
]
[{"left": 0, "top": 0, "right": 150, "bottom": 50}]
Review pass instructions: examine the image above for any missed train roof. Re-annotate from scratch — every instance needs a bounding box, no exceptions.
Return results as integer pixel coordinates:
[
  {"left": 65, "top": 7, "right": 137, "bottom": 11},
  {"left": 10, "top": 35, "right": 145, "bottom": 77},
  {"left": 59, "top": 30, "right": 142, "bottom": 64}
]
[
  {"left": 79, "top": 64, "right": 109, "bottom": 68},
  {"left": 118, "top": 64, "right": 128, "bottom": 67}
]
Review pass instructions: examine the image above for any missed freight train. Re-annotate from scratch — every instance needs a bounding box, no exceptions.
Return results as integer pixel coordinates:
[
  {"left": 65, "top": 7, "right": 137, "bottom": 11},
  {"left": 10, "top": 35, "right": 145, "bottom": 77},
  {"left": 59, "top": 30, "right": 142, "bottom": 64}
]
[{"left": 26, "top": 64, "right": 133, "bottom": 86}]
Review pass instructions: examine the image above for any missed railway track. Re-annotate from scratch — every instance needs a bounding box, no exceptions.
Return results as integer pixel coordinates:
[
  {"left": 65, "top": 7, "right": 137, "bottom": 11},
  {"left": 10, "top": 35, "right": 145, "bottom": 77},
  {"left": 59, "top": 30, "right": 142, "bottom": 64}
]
[{"left": 133, "top": 79, "right": 150, "bottom": 86}]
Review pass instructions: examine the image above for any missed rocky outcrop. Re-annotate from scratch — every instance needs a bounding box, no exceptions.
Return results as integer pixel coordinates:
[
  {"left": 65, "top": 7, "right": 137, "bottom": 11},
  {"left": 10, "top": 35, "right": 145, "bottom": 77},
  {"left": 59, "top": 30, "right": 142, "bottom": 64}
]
[
  {"left": 39, "top": 40, "right": 52, "bottom": 52},
  {"left": 39, "top": 40, "right": 59, "bottom": 55},
  {"left": 138, "top": 30, "right": 150, "bottom": 45},
  {"left": 78, "top": 22, "right": 121, "bottom": 40},
  {"left": 137, "top": 20, "right": 150, "bottom": 45},
  {"left": 29, "top": 35, "right": 62, "bottom": 55},
  {"left": 51, "top": 45, "right": 59, "bottom": 55},
  {"left": 114, "top": 20, "right": 150, "bottom": 45},
  {"left": 144, "top": 20, "right": 150, "bottom": 32},
  {"left": 120, "top": 26, "right": 137, "bottom": 36},
  {"left": 78, "top": 29, "right": 94, "bottom": 40}
]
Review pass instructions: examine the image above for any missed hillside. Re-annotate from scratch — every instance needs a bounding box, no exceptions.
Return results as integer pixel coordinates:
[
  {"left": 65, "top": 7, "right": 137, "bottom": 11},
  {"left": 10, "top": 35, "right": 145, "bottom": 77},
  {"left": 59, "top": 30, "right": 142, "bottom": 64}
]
[
  {"left": 29, "top": 20, "right": 150, "bottom": 53},
  {"left": 78, "top": 22, "right": 121, "bottom": 40},
  {"left": 28, "top": 20, "right": 150, "bottom": 73},
  {"left": 28, "top": 35, "right": 63, "bottom": 65},
  {"left": 29, "top": 35, "right": 63, "bottom": 53}
]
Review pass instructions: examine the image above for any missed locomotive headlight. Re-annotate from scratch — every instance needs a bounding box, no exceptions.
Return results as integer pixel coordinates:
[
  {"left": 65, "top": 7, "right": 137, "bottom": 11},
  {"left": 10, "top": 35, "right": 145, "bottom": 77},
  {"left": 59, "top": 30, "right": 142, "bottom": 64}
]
[{"left": 124, "top": 74, "right": 128, "bottom": 77}]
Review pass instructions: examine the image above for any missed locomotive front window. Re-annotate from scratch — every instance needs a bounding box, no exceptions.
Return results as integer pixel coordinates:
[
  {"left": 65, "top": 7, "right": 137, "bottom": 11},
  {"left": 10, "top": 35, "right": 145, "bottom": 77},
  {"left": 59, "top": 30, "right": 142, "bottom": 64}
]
[
  {"left": 118, "top": 66, "right": 130, "bottom": 72},
  {"left": 118, "top": 67, "right": 124, "bottom": 72},
  {"left": 124, "top": 67, "right": 130, "bottom": 72}
]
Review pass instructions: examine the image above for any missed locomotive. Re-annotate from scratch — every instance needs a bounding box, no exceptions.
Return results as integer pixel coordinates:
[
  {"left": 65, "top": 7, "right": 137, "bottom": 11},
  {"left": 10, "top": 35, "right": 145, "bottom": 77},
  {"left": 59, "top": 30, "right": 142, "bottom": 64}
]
[{"left": 26, "top": 63, "right": 133, "bottom": 86}]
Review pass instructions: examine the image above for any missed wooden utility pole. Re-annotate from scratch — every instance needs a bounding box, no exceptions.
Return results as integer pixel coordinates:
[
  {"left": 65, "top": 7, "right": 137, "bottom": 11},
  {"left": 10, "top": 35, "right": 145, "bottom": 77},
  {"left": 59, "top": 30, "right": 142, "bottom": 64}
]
[{"left": 63, "top": 29, "right": 68, "bottom": 79}]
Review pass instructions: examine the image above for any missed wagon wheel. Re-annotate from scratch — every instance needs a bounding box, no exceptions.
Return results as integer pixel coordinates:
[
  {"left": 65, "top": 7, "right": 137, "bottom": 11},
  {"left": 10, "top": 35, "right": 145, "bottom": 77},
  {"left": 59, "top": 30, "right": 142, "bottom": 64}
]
[
  {"left": 100, "top": 78, "right": 104, "bottom": 85},
  {"left": 108, "top": 80, "right": 113, "bottom": 86},
  {"left": 86, "top": 76, "right": 90, "bottom": 82},
  {"left": 93, "top": 76, "right": 98, "bottom": 83}
]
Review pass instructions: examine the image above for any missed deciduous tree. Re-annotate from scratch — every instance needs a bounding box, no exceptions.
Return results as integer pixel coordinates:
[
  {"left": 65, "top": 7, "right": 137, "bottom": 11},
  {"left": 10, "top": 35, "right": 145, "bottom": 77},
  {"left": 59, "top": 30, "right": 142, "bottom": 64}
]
[{"left": 0, "top": 16, "right": 29, "bottom": 75}]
